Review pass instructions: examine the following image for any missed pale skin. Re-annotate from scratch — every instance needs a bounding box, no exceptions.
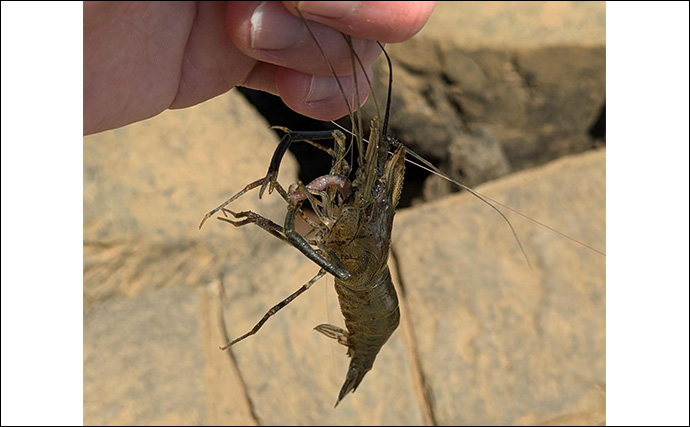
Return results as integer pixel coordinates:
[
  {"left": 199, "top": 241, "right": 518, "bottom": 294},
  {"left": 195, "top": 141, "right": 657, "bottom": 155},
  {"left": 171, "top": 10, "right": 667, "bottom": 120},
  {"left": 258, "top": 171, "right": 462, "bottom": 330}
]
[{"left": 84, "top": 1, "right": 437, "bottom": 135}]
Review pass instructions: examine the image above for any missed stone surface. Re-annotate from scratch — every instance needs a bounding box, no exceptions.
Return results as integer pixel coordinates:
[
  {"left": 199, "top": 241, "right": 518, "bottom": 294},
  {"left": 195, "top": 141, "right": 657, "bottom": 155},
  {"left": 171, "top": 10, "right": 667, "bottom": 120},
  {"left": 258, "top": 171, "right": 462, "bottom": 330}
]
[
  {"left": 419, "top": 1, "right": 606, "bottom": 48},
  {"left": 84, "top": 91, "right": 294, "bottom": 425},
  {"left": 83, "top": 91, "right": 296, "bottom": 308},
  {"left": 360, "top": 1, "right": 606, "bottom": 203},
  {"left": 84, "top": 286, "right": 207, "bottom": 425},
  {"left": 83, "top": 2, "right": 606, "bottom": 425},
  {"left": 392, "top": 149, "right": 606, "bottom": 425}
]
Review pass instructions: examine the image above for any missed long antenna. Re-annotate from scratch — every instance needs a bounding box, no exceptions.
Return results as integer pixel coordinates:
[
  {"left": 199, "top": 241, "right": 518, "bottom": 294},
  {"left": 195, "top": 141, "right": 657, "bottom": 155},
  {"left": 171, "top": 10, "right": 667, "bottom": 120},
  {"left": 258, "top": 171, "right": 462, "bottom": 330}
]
[
  {"left": 330, "top": 121, "right": 606, "bottom": 258},
  {"left": 377, "top": 42, "right": 393, "bottom": 137},
  {"left": 293, "top": 6, "right": 360, "bottom": 163}
]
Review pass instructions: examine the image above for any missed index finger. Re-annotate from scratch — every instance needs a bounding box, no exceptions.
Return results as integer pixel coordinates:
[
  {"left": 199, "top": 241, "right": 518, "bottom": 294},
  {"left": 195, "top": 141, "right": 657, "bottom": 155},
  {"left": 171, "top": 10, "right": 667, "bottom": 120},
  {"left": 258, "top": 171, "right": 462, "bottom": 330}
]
[{"left": 282, "top": 1, "right": 437, "bottom": 43}]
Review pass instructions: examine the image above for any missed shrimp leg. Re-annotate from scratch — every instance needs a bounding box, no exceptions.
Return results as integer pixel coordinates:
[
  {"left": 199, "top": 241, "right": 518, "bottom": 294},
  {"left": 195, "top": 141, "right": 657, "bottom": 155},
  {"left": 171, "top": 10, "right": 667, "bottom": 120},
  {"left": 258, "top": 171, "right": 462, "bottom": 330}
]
[
  {"left": 199, "top": 178, "right": 266, "bottom": 229},
  {"left": 218, "top": 208, "right": 320, "bottom": 246},
  {"left": 200, "top": 178, "right": 315, "bottom": 230},
  {"left": 216, "top": 202, "right": 350, "bottom": 281},
  {"left": 220, "top": 268, "right": 327, "bottom": 349},
  {"left": 218, "top": 209, "right": 290, "bottom": 243},
  {"left": 284, "top": 201, "right": 351, "bottom": 281}
]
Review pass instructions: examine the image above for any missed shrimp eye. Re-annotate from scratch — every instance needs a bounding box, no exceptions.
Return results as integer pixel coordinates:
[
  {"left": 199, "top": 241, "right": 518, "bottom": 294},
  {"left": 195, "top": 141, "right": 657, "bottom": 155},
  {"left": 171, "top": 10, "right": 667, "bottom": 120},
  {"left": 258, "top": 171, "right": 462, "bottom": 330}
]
[
  {"left": 373, "top": 179, "right": 388, "bottom": 209},
  {"left": 376, "top": 194, "right": 388, "bottom": 210}
]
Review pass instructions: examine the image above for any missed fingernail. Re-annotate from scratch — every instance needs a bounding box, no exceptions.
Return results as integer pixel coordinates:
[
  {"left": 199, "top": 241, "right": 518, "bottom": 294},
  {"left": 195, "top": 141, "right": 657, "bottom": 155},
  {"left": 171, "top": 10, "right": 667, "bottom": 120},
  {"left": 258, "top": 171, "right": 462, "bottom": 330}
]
[
  {"left": 251, "top": 2, "right": 305, "bottom": 50},
  {"left": 297, "top": 1, "right": 358, "bottom": 19},
  {"left": 305, "top": 76, "right": 337, "bottom": 103}
]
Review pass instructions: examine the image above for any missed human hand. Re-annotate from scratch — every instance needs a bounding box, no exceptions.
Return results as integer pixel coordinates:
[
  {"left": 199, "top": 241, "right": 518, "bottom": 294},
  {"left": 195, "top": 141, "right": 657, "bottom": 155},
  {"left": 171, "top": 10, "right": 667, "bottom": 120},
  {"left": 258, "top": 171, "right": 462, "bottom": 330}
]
[{"left": 84, "top": 1, "right": 436, "bottom": 135}]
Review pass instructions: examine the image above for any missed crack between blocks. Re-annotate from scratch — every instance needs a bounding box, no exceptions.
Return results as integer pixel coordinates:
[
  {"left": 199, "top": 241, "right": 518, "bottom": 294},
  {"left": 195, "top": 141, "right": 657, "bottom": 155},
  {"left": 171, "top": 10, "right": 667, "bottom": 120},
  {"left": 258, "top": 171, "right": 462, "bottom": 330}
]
[
  {"left": 436, "top": 42, "right": 472, "bottom": 132},
  {"left": 509, "top": 54, "right": 537, "bottom": 98},
  {"left": 217, "top": 273, "right": 261, "bottom": 425},
  {"left": 390, "top": 248, "right": 438, "bottom": 426}
]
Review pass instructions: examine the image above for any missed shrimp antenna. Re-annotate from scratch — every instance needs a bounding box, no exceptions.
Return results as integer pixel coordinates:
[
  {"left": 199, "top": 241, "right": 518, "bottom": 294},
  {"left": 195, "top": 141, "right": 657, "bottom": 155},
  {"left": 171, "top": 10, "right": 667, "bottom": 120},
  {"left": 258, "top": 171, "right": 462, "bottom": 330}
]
[
  {"left": 293, "top": 7, "right": 358, "bottom": 151},
  {"left": 377, "top": 42, "right": 393, "bottom": 137},
  {"left": 341, "top": 38, "right": 392, "bottom": 137},
  {"left": 329, "top": 119, "right": 606, "bottom": 258},
  {"left": 344, "top": 35, "right": 365, "bottom": 164},
  {"left": 404, "top": 147, "right": 533, "bottom": 268}
]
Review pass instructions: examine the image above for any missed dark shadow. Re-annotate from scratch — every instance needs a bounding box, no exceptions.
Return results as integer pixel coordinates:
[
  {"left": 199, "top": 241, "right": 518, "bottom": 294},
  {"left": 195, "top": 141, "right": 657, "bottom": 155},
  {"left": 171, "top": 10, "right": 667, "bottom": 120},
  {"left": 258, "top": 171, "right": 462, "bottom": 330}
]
[
  {"left": 237, "top": 87, "right": 431, "bottom": 208},
  {"left": 588, "top": 102, "right": 606, "bottom": 143}
]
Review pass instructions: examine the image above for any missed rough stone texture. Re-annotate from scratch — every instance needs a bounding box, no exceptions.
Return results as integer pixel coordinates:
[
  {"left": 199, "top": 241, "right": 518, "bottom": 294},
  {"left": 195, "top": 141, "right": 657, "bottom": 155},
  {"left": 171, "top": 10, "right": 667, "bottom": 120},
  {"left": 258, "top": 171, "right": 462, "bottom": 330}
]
[
  {"left": 83, "top": 91, "right": 295, "bottom": 308},
  {"left": 392, "top": 149, "right": 606, "bottom": 425},
  {"left": 361, "top": 1, "right": 606, "bottom": 203},
  {"left": 84, "top": 91, "right": 293, "bottom": 425},
  {"left": 84, "top": 286, "right": 207, "bottom": 425},
  {"left": 83, "top": 2, "right": 606, "bottom": 425},
  {"left": 419, "top": 1, "right": 606, "bottom": 48}
]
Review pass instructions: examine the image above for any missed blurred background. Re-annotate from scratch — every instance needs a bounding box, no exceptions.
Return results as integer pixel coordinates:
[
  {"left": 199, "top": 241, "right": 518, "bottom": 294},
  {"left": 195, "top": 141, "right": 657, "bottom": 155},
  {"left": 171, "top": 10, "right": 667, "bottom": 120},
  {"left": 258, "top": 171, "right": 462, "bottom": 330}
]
[{"left": 84, "top": 1, "right": 605, "bottom": 425}]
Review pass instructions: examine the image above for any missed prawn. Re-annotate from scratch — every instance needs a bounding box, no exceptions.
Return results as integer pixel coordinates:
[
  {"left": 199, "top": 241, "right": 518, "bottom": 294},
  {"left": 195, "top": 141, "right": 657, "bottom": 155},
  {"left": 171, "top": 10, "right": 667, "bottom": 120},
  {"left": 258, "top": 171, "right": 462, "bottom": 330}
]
[{"left": 199, "top": 7, "right": 408, "bottom": 404}]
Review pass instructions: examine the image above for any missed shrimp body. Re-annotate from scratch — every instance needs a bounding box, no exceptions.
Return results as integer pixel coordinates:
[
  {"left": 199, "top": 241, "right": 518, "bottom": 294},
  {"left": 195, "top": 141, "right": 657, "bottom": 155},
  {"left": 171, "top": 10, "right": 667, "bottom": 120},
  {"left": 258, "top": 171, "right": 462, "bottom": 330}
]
[
  {"left": 331, "top": 266, "right": 400, "bottom": 401},
  {"left": 314, "top": 119, "right": 406, "bottom": 404},
  {"left": 199, "top": 19, "right": 408, "bottom": 404}
]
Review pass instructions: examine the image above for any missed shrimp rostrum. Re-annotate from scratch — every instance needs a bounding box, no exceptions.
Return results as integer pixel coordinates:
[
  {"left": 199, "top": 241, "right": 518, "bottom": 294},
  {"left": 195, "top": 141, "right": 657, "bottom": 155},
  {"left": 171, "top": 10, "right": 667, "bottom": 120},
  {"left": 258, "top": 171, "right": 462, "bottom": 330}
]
[{"left": 199, "top": 33, "right": 405, "bottom": 404}]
